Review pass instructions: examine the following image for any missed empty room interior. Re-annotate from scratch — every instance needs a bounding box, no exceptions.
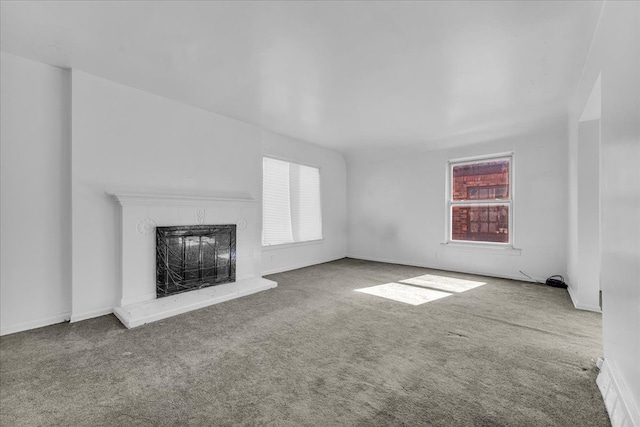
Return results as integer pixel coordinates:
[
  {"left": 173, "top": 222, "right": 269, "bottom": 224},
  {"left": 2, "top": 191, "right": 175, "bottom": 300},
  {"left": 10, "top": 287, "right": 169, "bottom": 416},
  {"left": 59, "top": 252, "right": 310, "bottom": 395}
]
[{"left": 1, "top": 1, "right": 638, "bottom": 426}]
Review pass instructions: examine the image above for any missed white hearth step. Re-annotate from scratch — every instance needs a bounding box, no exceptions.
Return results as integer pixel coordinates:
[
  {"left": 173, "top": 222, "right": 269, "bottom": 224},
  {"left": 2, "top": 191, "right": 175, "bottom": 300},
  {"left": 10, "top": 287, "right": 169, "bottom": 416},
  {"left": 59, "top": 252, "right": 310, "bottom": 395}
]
[{"left": 113, "top": 277, "right": 277, "bottom": 328}]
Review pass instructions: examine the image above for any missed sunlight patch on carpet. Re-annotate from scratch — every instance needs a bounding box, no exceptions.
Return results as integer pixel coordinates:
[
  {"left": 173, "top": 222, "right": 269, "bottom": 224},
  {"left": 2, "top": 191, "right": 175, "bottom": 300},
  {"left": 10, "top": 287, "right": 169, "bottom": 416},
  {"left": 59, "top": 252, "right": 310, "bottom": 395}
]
[
  {"left": 355, "top": 283, "right": 452, "bottom": 305},
  {"left": 400, "top": 274, "right": 485, "bottom": 293}
]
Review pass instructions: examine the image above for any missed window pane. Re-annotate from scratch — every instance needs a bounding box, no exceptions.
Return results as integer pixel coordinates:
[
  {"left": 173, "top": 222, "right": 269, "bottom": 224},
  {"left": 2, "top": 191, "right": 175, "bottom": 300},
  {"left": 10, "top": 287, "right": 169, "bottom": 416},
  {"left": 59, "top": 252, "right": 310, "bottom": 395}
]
[
  {"left": 451, "top": 205, "right": 509, "bottom": 243},
  {"left": 290, "top": 163, "right": 322, "bottom": 242},
  {"left": 263, "top": 157, "right": 294, "bottom": 245},
  {"left": 263, "top": 157, "right": 322, "bottom": 246},
  {"left": 452, "top": 159, "right": 509, "bottom": 201}
]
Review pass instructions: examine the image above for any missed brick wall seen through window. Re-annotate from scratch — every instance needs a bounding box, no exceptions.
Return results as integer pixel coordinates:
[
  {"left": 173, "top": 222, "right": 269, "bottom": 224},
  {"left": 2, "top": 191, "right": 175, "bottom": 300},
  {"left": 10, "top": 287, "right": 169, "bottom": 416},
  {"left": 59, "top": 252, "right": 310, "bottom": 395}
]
[{"left": 449, "top": 157, "right": 511, "bottom": 244}]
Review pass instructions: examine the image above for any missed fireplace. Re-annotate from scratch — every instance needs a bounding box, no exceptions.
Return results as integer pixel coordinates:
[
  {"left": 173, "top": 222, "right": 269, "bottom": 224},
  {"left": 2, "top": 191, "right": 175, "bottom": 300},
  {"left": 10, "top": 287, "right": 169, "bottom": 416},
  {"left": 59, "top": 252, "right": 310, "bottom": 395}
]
[
  {"left": 108, "top": 190, "right": 276, "bottom": 329},
  {"left": 156, "top": 224, "right": 236, "bottom": 297}
]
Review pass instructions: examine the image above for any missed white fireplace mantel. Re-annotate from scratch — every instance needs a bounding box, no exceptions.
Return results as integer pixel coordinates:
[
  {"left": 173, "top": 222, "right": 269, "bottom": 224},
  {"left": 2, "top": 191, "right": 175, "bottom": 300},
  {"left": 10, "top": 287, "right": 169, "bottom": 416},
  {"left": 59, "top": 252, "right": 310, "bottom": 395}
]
[
  {"left": 106, "top": 189, "right": 276, "bottom": 329},
  {"left": 108, "top": 189, "right": 256, "bottom": 206}
]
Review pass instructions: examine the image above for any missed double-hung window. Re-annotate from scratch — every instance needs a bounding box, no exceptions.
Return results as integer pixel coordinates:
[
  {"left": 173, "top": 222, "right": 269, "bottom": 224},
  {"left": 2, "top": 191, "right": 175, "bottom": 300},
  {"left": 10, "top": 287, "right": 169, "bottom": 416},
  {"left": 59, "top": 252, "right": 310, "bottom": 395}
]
[
  {"left": 263, "top": 157, "right": 322, "bottom": 246},
  {"left": 448, "top": 154, "right": 512, "bottom": 245}
]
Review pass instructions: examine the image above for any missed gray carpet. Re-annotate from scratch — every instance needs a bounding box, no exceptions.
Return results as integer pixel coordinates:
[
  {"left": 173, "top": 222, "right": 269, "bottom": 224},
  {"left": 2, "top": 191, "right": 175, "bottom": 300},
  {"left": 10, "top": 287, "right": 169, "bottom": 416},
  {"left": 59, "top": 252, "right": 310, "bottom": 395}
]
[{"left": 0, "top": 258, "right": 609, "bottom": 426}]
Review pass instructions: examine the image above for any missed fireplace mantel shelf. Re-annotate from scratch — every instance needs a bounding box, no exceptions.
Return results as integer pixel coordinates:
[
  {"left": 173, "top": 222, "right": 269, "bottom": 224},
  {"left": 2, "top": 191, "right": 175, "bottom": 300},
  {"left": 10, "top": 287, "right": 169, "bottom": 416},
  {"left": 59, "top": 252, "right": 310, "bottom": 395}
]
[{"left": 106, "top": 190, "right": 256, "bottom": 206}]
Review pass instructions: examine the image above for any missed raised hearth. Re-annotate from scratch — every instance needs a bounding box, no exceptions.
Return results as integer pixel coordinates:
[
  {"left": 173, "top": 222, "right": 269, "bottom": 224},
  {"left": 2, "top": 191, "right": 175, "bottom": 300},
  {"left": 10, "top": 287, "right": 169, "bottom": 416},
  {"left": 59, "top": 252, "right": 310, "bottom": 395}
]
[{"left": 114, "top": 277, "right": 276, "bottom": 329}]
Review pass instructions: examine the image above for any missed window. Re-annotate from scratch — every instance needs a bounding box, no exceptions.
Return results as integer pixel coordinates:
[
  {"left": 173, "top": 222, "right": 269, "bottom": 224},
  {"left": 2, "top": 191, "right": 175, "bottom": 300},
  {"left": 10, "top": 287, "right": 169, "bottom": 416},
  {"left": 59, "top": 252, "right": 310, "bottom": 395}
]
[
  {"left": 263, "top": 157, "right": 322, "bottom": 246},
  {"left": 448, "top": 154, "right": 512, "bottom": 244}
]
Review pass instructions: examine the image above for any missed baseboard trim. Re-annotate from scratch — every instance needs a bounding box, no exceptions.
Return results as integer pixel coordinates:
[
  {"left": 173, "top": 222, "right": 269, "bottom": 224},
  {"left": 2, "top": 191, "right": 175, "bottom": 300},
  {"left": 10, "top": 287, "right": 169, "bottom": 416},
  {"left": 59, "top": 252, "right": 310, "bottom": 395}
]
[
  {"left": 70, "top": 307, "right": 114, "bottom": 323},
  {"left": 597, "top": 358, "right": 640, "bottom": 427},
  {"left": 346, "top": 254, "right": 537, "bottom": 283},
  {"left": 262, "top": 256, "right": 345, "bottom": 276},
  {"left": 567, "top": 285, "right": 601, "bottom": 312},
  {"left": 0, "top": 312, "right": 70, "bottom": 336}
]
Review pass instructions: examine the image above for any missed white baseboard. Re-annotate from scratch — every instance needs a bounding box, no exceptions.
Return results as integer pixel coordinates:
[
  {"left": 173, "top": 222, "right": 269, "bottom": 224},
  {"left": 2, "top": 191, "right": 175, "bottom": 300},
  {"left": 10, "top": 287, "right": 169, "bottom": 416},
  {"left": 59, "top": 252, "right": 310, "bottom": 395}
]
[
  {"left": 70, "top": 307, "right": 114, "bottom": 323},
  {"left": 262, "top": 256, "right": 345, "bottom": 276},
  {"left": 0, "top": 312, "right": 70, "bottom": 336},
  {"left": 597, "top": 358, "right": 640, "bottom": 427},
  {"left": 346, "top": 254, "right": 538, "bottom": 283},
  {"left": 567, "top": 285, "right": 602, "bottom": 312}
]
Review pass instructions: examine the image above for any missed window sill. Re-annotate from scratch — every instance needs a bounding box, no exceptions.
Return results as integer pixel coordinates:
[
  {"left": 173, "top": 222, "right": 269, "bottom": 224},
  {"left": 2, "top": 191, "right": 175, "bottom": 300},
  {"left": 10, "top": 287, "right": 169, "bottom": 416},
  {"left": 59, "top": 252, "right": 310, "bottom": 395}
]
[
  {"left": 440, "top": 242, "right": 522, "bottom": 256},
  {"left": 263, "top": 239, "right": 324, "bottom": 251}
]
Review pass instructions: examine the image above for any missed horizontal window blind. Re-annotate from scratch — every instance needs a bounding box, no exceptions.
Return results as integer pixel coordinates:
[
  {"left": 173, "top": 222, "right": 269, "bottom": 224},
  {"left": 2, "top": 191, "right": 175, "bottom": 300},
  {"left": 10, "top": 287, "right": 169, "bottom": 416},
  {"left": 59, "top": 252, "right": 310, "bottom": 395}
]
[
  {"left": 263, "top": 157, "right": 293, "bottom": 245},
  {"left": 263, "top": 157, "right": 322, "bottom": 246}
]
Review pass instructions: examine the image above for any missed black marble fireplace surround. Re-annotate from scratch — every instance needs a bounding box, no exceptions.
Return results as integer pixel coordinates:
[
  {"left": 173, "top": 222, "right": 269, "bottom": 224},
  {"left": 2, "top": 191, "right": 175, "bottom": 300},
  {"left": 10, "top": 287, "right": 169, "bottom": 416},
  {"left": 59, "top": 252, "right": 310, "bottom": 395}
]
[{"left": 156, "top": 225, "right": 236, "bottom": 298}]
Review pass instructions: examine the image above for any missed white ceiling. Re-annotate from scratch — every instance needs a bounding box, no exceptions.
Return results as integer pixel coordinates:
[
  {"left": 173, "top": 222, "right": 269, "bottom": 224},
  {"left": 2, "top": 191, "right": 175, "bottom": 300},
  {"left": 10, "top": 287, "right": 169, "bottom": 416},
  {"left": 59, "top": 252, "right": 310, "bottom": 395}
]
[{"left": 0, "top": 1, "right": 602, "bottom": 153}]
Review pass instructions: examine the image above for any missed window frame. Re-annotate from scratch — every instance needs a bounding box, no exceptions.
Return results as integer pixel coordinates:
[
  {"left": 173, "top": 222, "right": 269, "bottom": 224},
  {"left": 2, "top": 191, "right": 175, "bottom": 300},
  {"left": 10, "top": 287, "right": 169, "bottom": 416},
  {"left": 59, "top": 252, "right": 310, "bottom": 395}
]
[
  {"left": 262, "top": 155, "right": 323, "bottom": 248},
  {"left": 446, "top": 152, "right": 514, "bottom": 247}
]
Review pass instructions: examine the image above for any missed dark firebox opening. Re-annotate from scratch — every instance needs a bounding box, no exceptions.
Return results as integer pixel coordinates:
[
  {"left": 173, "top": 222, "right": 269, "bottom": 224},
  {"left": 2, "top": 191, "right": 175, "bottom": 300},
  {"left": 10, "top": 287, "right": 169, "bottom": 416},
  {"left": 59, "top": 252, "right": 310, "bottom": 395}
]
[{"left": 156, "top": 224, "right": 236, "bottom": 298}]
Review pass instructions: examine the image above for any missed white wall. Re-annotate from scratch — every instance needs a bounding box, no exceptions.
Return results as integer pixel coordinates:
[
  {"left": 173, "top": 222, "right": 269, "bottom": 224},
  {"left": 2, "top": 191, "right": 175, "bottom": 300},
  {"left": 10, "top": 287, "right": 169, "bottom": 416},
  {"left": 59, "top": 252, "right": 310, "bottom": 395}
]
[
  {"left": 1, "top": 57, "right": 346, "bottom": 332},
  {"left": 567, "top": 73, "right": 602, "bottom": 312},
  {"left": 571, "top": 118, "right": 601, "bottom": 311},
  {"left": 70, "top": 70, "right": 264, "bottom": 321},
  {"left": 569, "top": 2, "right": 640, "bottom": 425},
  {"left": 70, "top": 70, "right": 347, "bottom": 321},
  {"left": 347, "top": 122, "right": 568, "bottom": 282},
  {"left": 0, "top": 52, "right": 72, "bottom": 335},
  {"left": 261, "top": 131, "right": 347, "bottom": 275}
]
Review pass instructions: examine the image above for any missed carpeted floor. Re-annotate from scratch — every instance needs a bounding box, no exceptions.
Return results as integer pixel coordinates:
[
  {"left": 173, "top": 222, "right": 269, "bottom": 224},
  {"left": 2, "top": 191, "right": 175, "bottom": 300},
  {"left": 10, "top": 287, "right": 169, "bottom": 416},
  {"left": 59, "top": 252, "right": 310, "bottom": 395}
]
[{"left": 0, "top": 258, "right": 610, "bottom": 426}]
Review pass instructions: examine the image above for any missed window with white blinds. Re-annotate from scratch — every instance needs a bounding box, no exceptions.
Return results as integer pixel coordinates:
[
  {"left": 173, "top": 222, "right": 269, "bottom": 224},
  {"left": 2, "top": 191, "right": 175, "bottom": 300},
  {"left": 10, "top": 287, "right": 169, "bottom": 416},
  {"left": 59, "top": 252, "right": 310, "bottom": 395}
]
[{"left": 263, "top": 157, "right": 322, "bottom": 246}]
